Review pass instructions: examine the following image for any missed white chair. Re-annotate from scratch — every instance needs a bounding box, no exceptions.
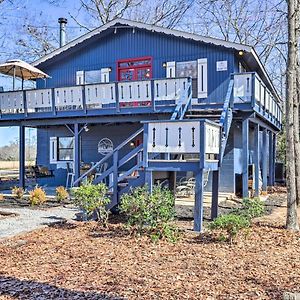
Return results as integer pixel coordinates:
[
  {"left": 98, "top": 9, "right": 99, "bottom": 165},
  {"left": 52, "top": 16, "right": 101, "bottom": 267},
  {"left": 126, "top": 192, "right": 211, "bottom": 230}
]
[{"left": 66, "top": 162, "right": 75, "bottom": 188}]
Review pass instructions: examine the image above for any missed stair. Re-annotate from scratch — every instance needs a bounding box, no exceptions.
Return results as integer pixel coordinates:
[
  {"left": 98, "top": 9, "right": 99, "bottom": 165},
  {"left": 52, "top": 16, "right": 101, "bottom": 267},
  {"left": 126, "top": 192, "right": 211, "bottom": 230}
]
[{"left": 74, "top": 77, "right": 233, "bottom": 210}]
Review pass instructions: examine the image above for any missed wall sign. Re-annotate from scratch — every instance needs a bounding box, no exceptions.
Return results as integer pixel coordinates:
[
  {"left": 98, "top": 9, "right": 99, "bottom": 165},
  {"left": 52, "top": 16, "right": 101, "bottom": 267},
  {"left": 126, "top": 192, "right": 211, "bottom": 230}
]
[
  {"left": 98, "top": 138, "right": 114, "bottom": 155},
  {"left": 216, "top": 60, "right": 228, "bottom": 71}
]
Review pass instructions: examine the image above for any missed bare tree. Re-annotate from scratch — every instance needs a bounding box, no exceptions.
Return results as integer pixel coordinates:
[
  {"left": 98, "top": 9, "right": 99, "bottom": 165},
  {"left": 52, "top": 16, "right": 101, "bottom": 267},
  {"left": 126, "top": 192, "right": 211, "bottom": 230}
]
[
  {"left": 286, "top": 0, "right": 299, "bottom": 230},
  {"left": 68, "top": 0, "right": 193, "bottom": 30},
  {"left": 192, "top": 0, "right": 287, "bottom": 92}
]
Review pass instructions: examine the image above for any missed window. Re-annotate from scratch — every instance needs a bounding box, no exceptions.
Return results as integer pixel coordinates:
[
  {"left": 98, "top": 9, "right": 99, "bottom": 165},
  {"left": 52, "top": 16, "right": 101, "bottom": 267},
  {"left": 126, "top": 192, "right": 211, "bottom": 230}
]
[
  {"left": 57, "top": 137, "right": 74, "bottom": 161},
  {"left": 117, "top": 57, "right": 152, "bottom": 81},
  {"left": 176, "top": 60, "right": 198, "bottom": 98},
  {"left": 85, "top": 70, "right": 101, "bottom": 84}
]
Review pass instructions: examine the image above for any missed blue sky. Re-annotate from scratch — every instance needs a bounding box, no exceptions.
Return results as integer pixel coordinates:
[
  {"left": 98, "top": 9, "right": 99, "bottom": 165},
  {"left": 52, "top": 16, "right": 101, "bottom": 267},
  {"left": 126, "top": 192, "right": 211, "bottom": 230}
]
[{"left": 0, "top": 0, "right": 82, "bottom": 147}]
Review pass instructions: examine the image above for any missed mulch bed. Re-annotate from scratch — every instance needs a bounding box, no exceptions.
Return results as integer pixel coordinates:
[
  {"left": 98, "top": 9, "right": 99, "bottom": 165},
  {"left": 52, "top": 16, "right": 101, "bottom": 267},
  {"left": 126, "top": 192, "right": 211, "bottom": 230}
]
[{"left": 0, "top": 210, "right": 300, "bottom": 300}]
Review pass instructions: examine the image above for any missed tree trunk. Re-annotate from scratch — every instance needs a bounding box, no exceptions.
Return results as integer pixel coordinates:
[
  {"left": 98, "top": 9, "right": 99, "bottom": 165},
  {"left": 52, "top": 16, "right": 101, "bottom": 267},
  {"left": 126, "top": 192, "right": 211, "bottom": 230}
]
[
  {"left": 286, "top": 0, "right": 299, "bottom": 230},
  {"left": 295, "top": 68, "right": 300, "bottom": 205}
]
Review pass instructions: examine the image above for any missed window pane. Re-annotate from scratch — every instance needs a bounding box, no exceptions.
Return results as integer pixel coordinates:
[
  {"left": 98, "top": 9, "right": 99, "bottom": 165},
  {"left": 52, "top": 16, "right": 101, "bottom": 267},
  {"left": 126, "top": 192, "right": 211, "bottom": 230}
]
[
  {"left": 58, "top": 149, "right": 74, "bottom": 161},
  {"left": 58, "top": 137, "right": 73, "bottom": 148},
  {"left": 85, "top": 70, "right": 101, "bottom": 84},
  {"left": 176, "top": 61, "right": 197, "bottom": 78}
]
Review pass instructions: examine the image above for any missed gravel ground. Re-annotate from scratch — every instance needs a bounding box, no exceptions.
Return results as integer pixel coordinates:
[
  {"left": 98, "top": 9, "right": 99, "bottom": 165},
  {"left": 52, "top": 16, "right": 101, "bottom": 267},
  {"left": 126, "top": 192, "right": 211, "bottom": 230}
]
[{"left": 0, "top": 206, "right": 79, "bottom": 240}]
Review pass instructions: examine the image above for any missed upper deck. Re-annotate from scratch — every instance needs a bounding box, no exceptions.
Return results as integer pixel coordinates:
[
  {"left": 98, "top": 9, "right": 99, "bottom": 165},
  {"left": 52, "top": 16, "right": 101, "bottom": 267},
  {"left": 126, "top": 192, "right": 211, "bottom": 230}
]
[{"left": 0, "top": 72, "right": 282, "bottom": 130}]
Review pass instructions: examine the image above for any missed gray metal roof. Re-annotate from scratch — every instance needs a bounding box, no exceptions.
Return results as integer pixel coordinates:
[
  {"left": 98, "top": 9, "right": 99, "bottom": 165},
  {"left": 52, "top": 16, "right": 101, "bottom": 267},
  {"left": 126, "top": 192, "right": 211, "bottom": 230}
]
[{"left": 32, "top": 18, "right": 280, "bottom": 102}]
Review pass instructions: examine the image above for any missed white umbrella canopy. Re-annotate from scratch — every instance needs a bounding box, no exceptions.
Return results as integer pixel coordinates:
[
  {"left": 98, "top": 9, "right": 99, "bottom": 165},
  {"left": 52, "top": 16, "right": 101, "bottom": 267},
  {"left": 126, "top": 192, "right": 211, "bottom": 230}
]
[{"left": 0, "top": 59, "right": 50, "bottom": 90}]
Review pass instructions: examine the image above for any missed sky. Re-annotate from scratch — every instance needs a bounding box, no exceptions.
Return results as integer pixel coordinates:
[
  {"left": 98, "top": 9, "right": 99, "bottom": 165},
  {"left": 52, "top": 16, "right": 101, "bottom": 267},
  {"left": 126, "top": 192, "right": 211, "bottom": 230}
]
[{"left": 0, "top": 0, "right": 83, "bottom": 147}]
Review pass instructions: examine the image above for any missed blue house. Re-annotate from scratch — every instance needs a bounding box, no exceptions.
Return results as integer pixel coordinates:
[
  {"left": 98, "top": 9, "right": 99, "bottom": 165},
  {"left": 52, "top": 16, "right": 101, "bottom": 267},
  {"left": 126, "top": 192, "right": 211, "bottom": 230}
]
[{"left": 0, "top": 19, "right": 282, "bottom": 231}]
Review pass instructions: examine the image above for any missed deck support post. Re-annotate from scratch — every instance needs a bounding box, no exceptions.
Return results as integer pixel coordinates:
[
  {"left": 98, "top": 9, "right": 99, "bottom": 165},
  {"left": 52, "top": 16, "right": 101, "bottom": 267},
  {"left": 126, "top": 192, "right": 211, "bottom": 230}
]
[
  {"left": 194, "top": 120, "right": 206, "bottom": 232},
  {"left": 262, "top": 128, "right": 268, "bottom": 192},
  {"left": 254, "top": 124, "right": 260, "bottom": 197},
  {"left": 73, "top": 123, "right": 81, "bottom": 186},
  {"left": 19, "top": 125, "right": 25, "bottom": 189},
  {"left": 268, "top": 132, "right": 275, "bottom": 186},
  {"left": 211, "top": 169, "right": 219, "bottom": 220},
  {"left": 145, "top": 170, "right": 153, "bottom": 193},
  {"left": 242, "top": 118, "right": 249, "bottom": 198},
  {"left": 194, "top": 169, "right": 204, "bottom": 232}
]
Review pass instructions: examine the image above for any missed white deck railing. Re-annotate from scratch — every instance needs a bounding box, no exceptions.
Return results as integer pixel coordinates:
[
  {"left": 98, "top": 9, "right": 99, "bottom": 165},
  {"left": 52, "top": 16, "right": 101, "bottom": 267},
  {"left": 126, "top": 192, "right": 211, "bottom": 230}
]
[
  {"left": 233, "top": 72, "right": 282, "bottom": 125},
  {"left": 0, "top": 77, "right": 190, "bottom": 114}
]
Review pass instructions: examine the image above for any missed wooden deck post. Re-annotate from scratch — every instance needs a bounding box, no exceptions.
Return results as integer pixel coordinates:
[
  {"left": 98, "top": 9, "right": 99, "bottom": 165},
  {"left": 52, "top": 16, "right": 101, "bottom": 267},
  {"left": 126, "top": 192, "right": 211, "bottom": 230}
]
[
  {"left": 194, "top": 168, "right": 204, "bottom": 232},
  {"left": 73, "top": 123, "right": 81, "bottom": 186},
  {"left": 145, "top": 170, "right": 153, "bottom": 193},
  {"left": 253, "top": 124, "right": 260, "bottom": 197},
  {"left": 268, "top": 132, "right": 275, "bottom": 186},
  {"left": 194, "top": 120, "right": 206, "bottom": 232},
  {"left": 262, "top": 128, "right": 268, "bottom": 192},
  {"left": 19, "top": 125, "right": 25, "bottom": 189},
  {"left": 211, "top": 169, "right": 219, "bottom": 220},
  {"left": 242, "top": 118, "right": 249, "bottom": 198}
]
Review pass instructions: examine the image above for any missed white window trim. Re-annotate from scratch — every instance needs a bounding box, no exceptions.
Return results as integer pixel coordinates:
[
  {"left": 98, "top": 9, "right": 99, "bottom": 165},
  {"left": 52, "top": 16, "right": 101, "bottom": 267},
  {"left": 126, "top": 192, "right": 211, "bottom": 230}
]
[
  {"left": 197, "top": 58, "right": 208, "bottom": 98},
  {"left": 166, "top": 61, "right": 176, "bottom": 78},
  {"left": 76, "top": 71, "right": 85, "bottom": 85},
  {"left": 49, "top": 137, "right": 57, "bottom": 164},
  {"left": 101, "top": 68, "right": 110, "bottom": 83}
]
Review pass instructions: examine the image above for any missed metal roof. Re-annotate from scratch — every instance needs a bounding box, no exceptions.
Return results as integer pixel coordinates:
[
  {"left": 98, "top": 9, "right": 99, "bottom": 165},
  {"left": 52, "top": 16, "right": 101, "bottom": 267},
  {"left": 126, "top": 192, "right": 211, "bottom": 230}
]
[{"left": 32, "top": 18, "right": 280, "bottom": 102}]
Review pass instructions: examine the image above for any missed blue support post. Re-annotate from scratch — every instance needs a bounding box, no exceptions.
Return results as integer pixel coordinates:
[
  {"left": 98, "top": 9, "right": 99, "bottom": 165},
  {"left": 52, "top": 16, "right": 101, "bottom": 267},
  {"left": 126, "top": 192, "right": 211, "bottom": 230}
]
[
  {"left": 268, "top": 132, "right": 274, "bottom": 186},
  {"left": 273, "top": 134, "right": 277, "bottom": 185},
  {"left": 194, "top": 169, "right": 204, "bottom": 232},
  {"left": 145, "top": 170, "right": 153, "bottom": 193},
  {"left": 262, "top": 128, "right": 268, "bottom": 191},
  {"left": 194, "top": 121, "right": 206, "bottom": 232},
  {"left": 73, "top": 123, "right": 81, "bottom": 186},
  {"left": 19, "top": 125, "right": 25, "bottom": 188},
  {"left": 112, "top": 150, "right": 119, "bottom": 206},
  {"left": 115, "top": 82, "right": 120, "bottom": 113},
  {"left": 254, "top": 124, "right": 260, "bottom": 197},
  {"left": 242, "top": 118, "right": 249, "bottom": 198},
  {"left": 211, "top": 170, "right": 219, "bottom": 220}
]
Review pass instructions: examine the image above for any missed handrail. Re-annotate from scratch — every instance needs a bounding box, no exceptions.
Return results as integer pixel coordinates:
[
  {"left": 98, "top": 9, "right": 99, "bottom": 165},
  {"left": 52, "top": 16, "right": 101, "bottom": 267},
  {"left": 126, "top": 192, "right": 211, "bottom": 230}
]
[
  {"left": 219, "top": 79, "right": 234, "bottom": 163},
  {"left": 171, "top": 78, "right": 192, "bottom": 120},
  {"left": 73, "top": 126, "right": 144, "bottom": 185}
]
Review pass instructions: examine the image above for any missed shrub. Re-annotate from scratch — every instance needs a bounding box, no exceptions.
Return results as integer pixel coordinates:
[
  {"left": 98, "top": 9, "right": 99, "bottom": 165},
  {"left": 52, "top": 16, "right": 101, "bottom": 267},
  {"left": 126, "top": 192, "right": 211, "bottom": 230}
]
[
  {"left": 11, "top": 186, "right": 25, "bottom": 200},
  {"left": 72, "top": 182, "right": 110, "bottom": 227},
  {"left": 240, "top": 198, "right": 265, "bottom": 219},
  {"left": 209, "top": 214, "right": 250, "bottom": 244},
  {"left": 120, "top": 185, "right": 179, "bottom": 242},
  {"left": 56, "top": 186, "right": 69, "bottom": 202},
  {"left": 28, "top": 187, "right": 47, "bottom": 206}
]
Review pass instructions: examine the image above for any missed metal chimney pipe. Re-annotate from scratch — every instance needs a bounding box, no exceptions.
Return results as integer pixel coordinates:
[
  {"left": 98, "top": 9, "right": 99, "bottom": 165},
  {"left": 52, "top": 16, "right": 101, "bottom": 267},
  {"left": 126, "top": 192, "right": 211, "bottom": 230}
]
[{"left": 58, "top": 17, "right": 68, "bottom": 47}]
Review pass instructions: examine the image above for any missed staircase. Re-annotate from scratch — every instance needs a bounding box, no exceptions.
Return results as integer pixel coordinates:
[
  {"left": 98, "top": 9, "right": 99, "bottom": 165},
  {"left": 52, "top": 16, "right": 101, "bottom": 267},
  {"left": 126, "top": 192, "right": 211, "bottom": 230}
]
[{"left": 74, "top": 78, "right": 233, "bottom": 209}]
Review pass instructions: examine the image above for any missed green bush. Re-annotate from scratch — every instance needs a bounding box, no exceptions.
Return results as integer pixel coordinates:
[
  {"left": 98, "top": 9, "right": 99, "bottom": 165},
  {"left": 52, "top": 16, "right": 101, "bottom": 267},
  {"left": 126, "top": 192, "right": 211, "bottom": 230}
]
[
  {"left": 209, "top": 214, "right": 250, "bottom": 243},
  {"left": 233, "top": 198, "right": 265, "bottom": 220},
  {"left": 120, "top": 185, "right": 179, "bottom": 242},
  {"left": 72, "top": 182, "right": 110, "bottom": 227}
]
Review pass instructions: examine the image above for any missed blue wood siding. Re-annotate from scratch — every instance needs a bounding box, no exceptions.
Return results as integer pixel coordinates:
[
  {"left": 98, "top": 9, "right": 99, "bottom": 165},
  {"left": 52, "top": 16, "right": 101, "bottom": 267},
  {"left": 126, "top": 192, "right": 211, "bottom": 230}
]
[
  {"left": 37, "top": 123, "right": 142, "bottom": 186},
  {"left": 37, "top": 27, "right": 236, "bottom": 104}
]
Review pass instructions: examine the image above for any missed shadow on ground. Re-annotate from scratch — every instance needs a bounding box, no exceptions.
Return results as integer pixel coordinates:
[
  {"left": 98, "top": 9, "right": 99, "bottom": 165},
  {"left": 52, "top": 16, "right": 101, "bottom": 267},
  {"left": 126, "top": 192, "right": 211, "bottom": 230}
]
[{"left": 0, "top": 276, "right": 123, "bottom": 300}]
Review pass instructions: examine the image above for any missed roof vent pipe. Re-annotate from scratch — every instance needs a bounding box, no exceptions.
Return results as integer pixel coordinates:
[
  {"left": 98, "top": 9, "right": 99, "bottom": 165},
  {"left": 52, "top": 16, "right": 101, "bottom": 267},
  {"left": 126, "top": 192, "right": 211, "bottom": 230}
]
[{"left": 58, "top": 18, "right": 68, "bottom": 47}]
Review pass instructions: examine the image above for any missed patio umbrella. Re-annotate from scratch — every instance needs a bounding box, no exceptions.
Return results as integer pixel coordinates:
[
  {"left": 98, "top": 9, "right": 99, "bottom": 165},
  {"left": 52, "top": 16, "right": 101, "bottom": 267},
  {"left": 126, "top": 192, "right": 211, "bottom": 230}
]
[{"left": 0, "top": 59, "right": 50, "bottom": 90}]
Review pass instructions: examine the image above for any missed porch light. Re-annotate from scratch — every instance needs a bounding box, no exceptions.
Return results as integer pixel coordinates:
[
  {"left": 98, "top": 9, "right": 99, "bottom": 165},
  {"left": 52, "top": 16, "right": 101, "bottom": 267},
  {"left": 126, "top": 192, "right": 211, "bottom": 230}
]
[
  {"left": 108, "top": 67, "right": 112, "bottom": 72},
  {"left": 130, "top": 141, "right": 135, "bottom": 147},
  {"left": 162, "top": 62, "right": 167, "bottom": 68},
  {"left": 83, "top": 124, "right": 89, "bottom": 132},
  {"left": 238, "top": 50, "right": 244, "bottom": 56}
]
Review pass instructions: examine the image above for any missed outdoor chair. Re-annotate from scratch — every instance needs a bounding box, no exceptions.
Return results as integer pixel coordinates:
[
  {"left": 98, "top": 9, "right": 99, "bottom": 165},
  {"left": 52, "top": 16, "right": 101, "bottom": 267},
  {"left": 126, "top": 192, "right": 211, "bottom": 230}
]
[
  {"left": 66, "top": 162, "right": 75, "bottom": 188},
  {"left": 95, "top": 162, "right": 108, "bottom": 182}
]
